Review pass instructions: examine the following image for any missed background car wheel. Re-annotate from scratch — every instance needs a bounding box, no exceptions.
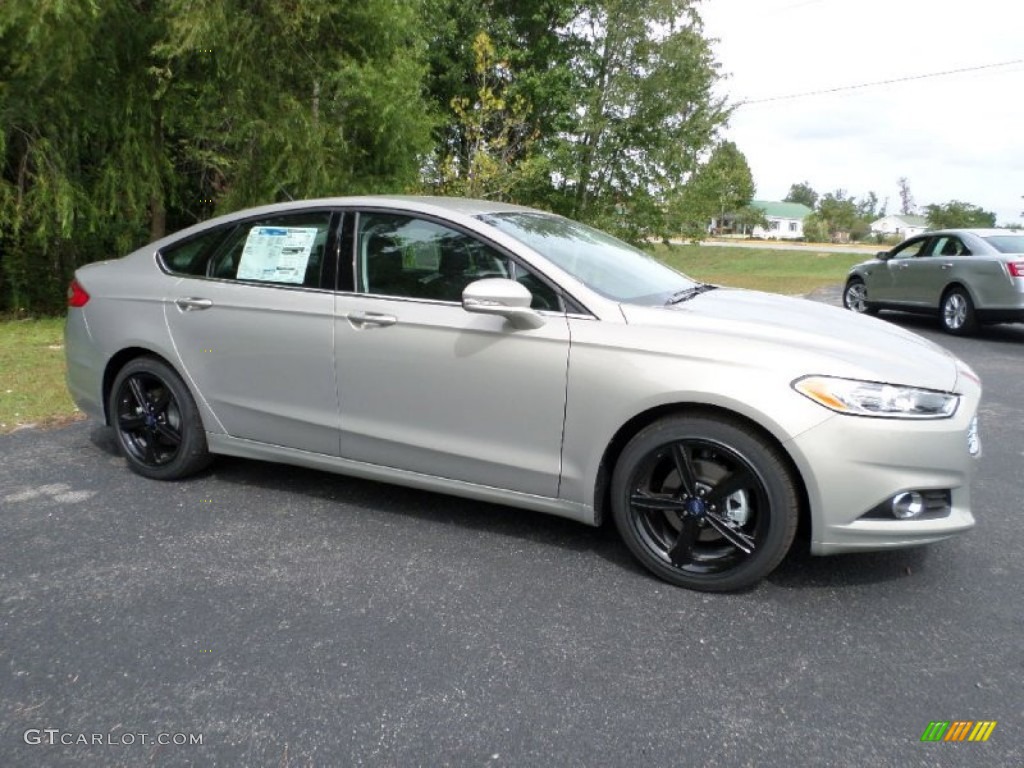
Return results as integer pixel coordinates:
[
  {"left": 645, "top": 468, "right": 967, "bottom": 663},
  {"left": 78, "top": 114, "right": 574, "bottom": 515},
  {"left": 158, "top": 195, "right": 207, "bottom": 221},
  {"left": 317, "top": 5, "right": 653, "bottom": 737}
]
[
  {"left": 611, "top": 415, "right": 799, "bottom": 592},
  {"left": 109, "top": 356, "right": 212, "bottom": 480},
  {"left": 940, "top": 287, "right": 978, "bottom": 335},
  {"left": 843, "top": 278, "right": 877, "bottom": 315}
]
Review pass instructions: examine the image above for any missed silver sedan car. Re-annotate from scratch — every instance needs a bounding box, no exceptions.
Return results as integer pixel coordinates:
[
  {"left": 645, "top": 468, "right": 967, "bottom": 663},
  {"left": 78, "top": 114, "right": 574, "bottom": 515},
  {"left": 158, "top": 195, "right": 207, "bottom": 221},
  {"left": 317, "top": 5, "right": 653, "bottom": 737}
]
[
  {"left": 65, "top": 197, "right": 981, "bottom": 591},
  {"left": 843, "top": 228, "right": 1024, "bottom": 334}
]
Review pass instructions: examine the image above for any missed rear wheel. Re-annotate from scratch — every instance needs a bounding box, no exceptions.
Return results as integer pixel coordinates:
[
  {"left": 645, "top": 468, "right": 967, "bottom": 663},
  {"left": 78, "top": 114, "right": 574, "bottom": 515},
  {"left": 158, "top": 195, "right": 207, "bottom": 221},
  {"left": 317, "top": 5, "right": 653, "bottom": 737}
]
[
  {"left": 940, "top": 287, "right": 978, "bottom": 335},
  {"left": 611, "top": 415, "right": 799, "bottom": 592},
  {"left": 109, "top": 356, "right": 212, "bottom": 480}
]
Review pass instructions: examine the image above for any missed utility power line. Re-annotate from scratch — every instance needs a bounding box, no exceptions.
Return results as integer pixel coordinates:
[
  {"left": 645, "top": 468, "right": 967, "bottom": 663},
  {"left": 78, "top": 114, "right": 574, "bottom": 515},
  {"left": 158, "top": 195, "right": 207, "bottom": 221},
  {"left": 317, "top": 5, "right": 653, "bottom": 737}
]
[{"left": 738, "top": 58, "right": 1024, "bottom": 106}]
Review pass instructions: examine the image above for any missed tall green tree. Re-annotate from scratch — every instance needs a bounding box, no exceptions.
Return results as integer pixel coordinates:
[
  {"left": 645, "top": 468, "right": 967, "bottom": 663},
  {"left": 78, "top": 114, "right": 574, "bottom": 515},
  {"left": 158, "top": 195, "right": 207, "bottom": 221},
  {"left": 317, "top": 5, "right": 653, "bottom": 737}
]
[
  {"left": 784, "top": 181, "right": 818, "bottom": 209},
  {"left": 555, "top": 0, "right": 728, "bottom": 242},
  {"left": 428, "top": 30, "right": 548, "bottom": 200},
  {"left": 156, "top": 0, "right": 436, "bottom": 210},
  {"left": 674, "top": 140, "right": 755, "bottom": 238},
  {"left": 856, "top": 191, "right": 881, "bottom": 221},
  {"left": 424, "top": 0, "right": 729, "bottom": 241},
  {"left": 424, "top": 0, "right": 578, "bottom": 200},
  {"left": 898, "top": 176, "right": 915, "bottom": 215},
  {"left": 1, "top": 0, "right": 436, "bottom": 313},
  {"left": 924, "top": 201, "right": 996, "bottom": 229}
]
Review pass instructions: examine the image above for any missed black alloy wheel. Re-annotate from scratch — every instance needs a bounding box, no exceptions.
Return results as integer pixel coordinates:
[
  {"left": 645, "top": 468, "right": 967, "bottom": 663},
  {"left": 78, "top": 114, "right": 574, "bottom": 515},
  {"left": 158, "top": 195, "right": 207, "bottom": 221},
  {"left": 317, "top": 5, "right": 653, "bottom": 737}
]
[
  {"left": 611, "top": 415, "right": 798, "bottom": 592},
  {"left": 109, "top": 356, "right": 212, "bottom": 480}
]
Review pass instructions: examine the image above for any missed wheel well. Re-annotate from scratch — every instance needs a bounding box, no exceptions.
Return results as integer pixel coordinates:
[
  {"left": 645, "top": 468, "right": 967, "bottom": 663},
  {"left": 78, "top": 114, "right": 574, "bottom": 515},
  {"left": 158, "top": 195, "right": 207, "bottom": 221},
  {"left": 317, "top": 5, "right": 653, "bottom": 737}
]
[
  {"left": 101, "top": 348, "right": 176, "bottom": 425},
  {"left": 593, "top": 403, "right": 812, "bottom": 543},
  {"left": 940, "top": 282, "right": 972, "bottom": 303}
]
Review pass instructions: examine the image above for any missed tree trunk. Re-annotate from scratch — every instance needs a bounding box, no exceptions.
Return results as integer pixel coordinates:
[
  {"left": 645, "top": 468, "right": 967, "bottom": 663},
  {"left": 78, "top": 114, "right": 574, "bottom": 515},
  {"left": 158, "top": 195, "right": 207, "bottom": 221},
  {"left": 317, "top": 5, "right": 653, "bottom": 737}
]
[
  {"left": 149, "top": 194, "right": 166, "bottom": 242},
  {"left": 149, "top": 104, "right": 166, "bottom": 241}
]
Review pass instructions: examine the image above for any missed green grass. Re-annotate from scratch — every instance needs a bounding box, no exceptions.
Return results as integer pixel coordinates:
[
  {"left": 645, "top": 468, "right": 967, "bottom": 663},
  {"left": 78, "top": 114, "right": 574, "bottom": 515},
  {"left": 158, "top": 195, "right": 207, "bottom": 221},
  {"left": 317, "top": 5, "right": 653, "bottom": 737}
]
[
  {"left": 0, "top": 316, "right": 82, "bottom": 433},
  {"left": 0, "top": 244, "right": 860, "bottom": 433},
  {"left": 653, "top": 244, "right": 864, "bottom": 295}
]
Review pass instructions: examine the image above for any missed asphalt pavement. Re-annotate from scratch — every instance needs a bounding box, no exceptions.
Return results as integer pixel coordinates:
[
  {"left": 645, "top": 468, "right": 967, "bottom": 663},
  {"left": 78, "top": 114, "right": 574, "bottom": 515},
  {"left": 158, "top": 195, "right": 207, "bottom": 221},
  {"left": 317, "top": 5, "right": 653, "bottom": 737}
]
[{"left": 2, "top": 296, "right": 1021, "bottom": 767}]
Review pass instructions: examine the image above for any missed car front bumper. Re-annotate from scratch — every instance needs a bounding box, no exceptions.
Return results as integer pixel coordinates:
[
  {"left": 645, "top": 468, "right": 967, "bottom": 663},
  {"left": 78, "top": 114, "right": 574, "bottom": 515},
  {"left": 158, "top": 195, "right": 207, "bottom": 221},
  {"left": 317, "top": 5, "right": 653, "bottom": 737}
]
[{"left": 785, "top": 399, "right": 979, "bottom": 555}]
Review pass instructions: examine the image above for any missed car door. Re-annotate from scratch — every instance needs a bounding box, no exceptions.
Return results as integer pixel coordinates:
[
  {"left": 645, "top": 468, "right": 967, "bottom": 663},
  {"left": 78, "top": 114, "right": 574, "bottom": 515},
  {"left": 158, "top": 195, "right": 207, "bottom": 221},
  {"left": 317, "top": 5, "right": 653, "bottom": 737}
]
[
  {"left": 332, "top": 210, "right": 571, "bottom": 498},
  {"left": 162, "top": 209, "right": 342, "bottom": 455},
  {"left": 918, "top": 235, "right": 972, "bottom": 306},
  {"left": 878, "top": 236, "right": 933, "bottom": 305}
]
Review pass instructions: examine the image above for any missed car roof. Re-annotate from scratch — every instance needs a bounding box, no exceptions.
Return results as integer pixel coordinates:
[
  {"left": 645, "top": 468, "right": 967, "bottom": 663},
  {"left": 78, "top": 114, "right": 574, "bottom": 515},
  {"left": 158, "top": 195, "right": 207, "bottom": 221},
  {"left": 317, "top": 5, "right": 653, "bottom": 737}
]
[
  {"left": 217, "top": 195, "right": 540, "bottom": 221},
  {"left": 142, "top": 195, "right": 548, "bottom": 254},
  {"left": 926, "top": 228, "right": 1019, "bottom": 237}
]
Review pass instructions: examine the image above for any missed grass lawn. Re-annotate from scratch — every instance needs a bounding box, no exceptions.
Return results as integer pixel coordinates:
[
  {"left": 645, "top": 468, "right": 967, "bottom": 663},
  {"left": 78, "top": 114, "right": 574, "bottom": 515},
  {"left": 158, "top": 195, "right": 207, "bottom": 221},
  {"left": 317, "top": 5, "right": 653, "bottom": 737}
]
[
  {"left": 654, "top": 244, "right": 864, "bottom": 295},
  {"left": 0, "top": 316, "right": 83, "bottom": 433},
  {"left": 0, "top": 243, "right": 861, "bottom": 433}
]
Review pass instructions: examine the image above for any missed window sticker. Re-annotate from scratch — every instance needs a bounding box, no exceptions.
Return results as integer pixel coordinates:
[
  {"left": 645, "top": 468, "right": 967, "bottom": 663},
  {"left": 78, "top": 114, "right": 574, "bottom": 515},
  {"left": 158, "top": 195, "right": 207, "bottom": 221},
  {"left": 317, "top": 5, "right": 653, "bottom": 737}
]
[{"left": 236, "top": 226, "right": 319, "bottom": 284}]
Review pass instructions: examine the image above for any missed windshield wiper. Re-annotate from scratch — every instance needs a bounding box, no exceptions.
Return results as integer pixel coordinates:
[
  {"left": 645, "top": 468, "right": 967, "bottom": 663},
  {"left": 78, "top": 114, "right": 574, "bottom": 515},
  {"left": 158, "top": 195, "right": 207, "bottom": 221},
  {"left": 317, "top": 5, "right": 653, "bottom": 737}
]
[{"left": 665, "top": 283, "right": 718, "bottom": 305}]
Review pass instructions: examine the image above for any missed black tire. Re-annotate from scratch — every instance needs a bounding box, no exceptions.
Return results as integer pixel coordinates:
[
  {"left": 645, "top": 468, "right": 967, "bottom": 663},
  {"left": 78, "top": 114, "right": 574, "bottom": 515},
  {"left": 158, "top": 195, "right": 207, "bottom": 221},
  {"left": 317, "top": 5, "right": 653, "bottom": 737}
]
[
  {"left": 940, "top": 287, "right": 978, "bottom": 335},
  {"left": 611, "top": 415, "right": 799, "bottom": 592},
  {"left": 843, "top": 277, "right": 877, "bottom": 315},
  {"left": 108, "top": 356, "right": 212, "bottom": 480}
]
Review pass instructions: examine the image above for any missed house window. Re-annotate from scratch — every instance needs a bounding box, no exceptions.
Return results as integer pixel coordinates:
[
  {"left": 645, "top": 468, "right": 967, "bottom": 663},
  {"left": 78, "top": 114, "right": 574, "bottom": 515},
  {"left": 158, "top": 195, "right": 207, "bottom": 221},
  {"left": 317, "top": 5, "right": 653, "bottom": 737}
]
[{"left": 789, "top": 221, "right": 798, "bottom": 232}]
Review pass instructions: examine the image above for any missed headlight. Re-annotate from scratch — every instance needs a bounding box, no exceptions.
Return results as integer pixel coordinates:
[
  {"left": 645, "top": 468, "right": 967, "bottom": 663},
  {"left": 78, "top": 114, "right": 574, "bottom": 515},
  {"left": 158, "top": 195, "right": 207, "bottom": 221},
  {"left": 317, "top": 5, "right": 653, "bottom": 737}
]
[{"left": 793, "top": 375, "right": 959, "bottom": 419}]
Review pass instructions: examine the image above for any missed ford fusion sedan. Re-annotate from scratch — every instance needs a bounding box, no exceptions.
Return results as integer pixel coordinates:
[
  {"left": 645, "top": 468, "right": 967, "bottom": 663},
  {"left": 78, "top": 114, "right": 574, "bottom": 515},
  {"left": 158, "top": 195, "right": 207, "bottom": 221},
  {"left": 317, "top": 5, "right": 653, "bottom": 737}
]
[
  {"left": 843, "top": 228, "right": 1024, "bottom": 334},
  {"left": 65, "top": 197, "right": 981, "bottom": 591}
]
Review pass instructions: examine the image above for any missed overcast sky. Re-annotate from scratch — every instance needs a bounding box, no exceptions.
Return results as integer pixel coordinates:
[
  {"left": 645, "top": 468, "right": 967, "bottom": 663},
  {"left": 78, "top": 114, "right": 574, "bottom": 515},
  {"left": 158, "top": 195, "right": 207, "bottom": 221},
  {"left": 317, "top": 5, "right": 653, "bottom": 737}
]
[{"left": 698, "top": 0, "right": 1024, "bottom": 224}]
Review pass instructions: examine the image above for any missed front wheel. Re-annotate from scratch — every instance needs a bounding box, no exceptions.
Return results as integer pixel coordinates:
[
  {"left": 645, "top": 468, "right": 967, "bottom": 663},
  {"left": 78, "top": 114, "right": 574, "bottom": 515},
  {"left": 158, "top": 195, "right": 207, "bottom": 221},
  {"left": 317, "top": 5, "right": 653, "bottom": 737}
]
[
  {"left": 109, "top": 356, "right": 212, "bottom": 480},
  {"left": 611, "top": 415, "right": 799, "bottom": 592},
  {"left": 940, "top": 287, "right": 978, "bottom": 335},
  {"left": 843, "top": 278, "right": 877, "bottom": 315}
]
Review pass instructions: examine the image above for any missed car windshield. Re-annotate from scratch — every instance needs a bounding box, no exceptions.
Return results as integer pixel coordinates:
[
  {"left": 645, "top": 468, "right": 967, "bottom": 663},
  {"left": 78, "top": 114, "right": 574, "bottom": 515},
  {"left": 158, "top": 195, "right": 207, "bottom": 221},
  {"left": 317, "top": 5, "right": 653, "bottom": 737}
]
[
  {"left": 479, "top": 212, "right": 698, "bottom": 304},
  {"left": 983, "top": 235, "right": 1024, "bottom": 254}
]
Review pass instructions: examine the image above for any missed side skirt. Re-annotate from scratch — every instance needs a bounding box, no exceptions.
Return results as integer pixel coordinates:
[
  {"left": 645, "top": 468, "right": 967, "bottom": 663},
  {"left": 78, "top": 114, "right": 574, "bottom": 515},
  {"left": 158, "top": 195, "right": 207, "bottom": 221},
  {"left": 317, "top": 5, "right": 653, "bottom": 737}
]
[{"left": 206, "top": 433, "right": 597, "bottom": 526}]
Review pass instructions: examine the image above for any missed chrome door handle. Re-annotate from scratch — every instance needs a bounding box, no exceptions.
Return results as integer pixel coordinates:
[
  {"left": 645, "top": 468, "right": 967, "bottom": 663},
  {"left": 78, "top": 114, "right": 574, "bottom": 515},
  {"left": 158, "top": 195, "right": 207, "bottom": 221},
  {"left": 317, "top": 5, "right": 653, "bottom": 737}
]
[
  {"left": 347, "top": 310, "right": 397, "bottom": 327},
  {"left": 897, "top": 264, "right": 909, "bottom": 269},
  {"left": 941, "top": 263, "right": 954, "bottom": 270},
  {"left": 175, "top": 297, "right": 213, "bottom": 311}
]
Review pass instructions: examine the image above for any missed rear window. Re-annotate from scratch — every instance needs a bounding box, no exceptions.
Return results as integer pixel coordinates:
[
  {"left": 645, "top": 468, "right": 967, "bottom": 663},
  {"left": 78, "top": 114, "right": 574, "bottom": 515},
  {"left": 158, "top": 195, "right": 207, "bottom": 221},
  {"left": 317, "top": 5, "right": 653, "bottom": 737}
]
[
  {"left": 159, "top": 226, "right": 233, "bottom": 275},
  {"left": 984, "top": 235, "right": 1024, "bottom": 254}
]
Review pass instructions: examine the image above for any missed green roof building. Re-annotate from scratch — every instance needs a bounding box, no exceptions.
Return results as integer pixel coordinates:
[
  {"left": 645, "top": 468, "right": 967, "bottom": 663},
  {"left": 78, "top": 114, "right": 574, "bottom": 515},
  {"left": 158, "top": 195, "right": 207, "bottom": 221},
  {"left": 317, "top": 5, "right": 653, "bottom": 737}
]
[{"left": 712, "top": 200, "right": 813, "bottom": 240}]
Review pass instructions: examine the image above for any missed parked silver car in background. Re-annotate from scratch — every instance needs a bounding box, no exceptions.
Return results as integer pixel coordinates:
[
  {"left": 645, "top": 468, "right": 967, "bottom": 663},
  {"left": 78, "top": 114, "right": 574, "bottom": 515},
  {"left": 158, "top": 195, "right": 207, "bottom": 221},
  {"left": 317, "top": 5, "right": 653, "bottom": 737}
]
[
  {"left": 66, "top": 197, "right": 982, "bottom": 591},
  {"left": 843, "top": 229, "right": 1024, "bottom": 334}
]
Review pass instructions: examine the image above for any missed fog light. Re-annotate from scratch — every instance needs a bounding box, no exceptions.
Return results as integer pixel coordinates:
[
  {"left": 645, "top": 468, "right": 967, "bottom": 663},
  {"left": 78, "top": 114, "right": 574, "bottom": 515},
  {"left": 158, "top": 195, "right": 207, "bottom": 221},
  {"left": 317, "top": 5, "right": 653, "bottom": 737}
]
[
  {"left": 892, "top": 491, "right": 924, "bottom": 519},
  {"left": 967, "top": 416, "right": 981, "bottom": 457}
]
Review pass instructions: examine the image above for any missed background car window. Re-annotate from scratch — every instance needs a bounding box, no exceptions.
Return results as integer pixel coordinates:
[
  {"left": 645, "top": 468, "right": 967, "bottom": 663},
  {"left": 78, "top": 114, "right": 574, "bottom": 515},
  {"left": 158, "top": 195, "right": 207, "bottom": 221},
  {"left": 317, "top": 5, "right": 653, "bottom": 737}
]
[
  {"left": 159, "top": 226, "right": 233, "bottom": 276},
  {"left": 208, "top": 212, "right": 332, "bottom": 287},
  {"left": 932, "top": 236, "right": 970, "bottom": 257},
  {"left": 984, "top": 235, "right": 1024, "bottom": 253},
  {"left": 357, "top": 213, "right": 560, "bottom": 310},
  {"left": 890, "top": 239, "right": 930, "bottom": 259}
]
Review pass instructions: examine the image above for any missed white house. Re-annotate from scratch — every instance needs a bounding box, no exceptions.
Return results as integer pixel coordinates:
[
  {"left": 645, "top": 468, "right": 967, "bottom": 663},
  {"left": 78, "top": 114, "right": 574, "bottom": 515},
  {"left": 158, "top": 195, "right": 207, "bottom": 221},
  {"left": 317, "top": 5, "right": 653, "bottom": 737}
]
[
  {"left": 712, "top": 201, "right": 813, "bottom": 240},
  {"left": 871, "top": 214, "right": 929, "bottom": 239},
  {"left": 751, "top": 201, "right": 813, "bottom": 240}
]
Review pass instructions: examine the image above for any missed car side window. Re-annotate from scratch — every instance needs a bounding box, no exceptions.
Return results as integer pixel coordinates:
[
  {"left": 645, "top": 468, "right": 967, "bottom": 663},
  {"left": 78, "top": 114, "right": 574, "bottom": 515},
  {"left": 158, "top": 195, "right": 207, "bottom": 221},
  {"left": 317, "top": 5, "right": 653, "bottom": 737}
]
[
  {"left": 932, "top": 236, "right": 971, "bottom": 257},
  {"left": 207, "top": 211, "right": 332, "bottom": 288},
  {"left": 890, "top": 238, "right": 930, "bottom": 259},
  {"left": 158, "top": 226, "right": 233, "bottom": 276},
  {"left": 356, "top": 213, "right": 561, "bottom": 310}
]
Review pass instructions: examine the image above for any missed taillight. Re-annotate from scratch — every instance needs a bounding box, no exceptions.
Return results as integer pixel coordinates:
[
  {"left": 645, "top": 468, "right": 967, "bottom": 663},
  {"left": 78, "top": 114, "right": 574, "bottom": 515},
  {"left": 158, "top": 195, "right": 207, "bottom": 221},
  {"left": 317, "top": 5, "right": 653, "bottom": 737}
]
[
  {"left": 1008, "top": 262, "right": 1024, "bottom": 278},
  {"left": 67, "top": 279, "right": 90, "bottom": 307}
]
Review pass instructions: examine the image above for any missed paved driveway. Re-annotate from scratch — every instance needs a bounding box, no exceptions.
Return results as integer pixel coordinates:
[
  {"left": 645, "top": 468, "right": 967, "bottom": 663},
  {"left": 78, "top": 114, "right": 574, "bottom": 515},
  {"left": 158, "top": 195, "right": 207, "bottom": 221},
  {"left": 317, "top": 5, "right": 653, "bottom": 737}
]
[{"left": 2, "top": 303, "right": 1021, "bottom": 767}]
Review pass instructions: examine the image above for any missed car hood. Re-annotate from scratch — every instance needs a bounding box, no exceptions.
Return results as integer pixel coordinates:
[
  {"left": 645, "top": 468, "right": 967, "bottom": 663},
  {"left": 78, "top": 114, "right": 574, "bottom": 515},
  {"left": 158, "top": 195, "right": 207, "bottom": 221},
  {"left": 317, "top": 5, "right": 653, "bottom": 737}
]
[{"left": 619, "top": 288, "right": 960, "bottom": 392}]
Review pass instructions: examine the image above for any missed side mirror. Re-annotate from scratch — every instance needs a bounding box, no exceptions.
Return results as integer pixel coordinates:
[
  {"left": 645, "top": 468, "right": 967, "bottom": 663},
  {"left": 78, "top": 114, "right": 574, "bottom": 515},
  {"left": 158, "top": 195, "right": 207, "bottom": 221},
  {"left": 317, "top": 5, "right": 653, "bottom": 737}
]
[
  {"left": 876, "top": 251, "right": 891, "bottom": 261},
  {"left": 462, "top": 278, "right": 546, "bottom": 330}
]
